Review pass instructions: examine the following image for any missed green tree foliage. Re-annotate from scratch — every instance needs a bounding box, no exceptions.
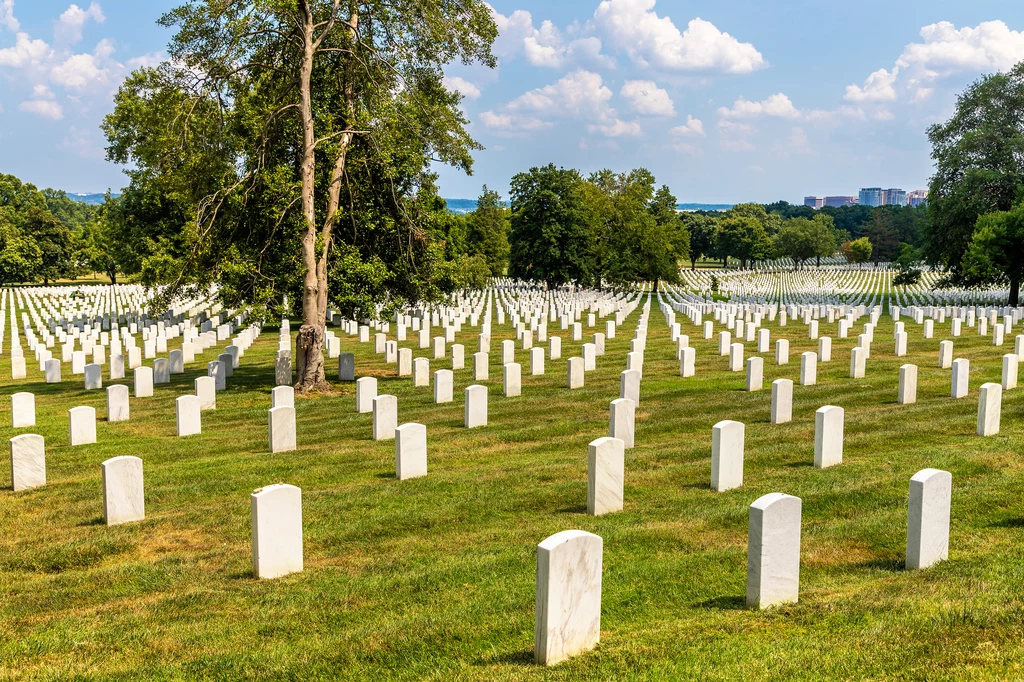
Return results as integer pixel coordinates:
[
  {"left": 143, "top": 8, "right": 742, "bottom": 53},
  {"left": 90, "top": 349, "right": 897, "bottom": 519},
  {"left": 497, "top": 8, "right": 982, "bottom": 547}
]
[
  {"left": 862, "top": 210, "right": 900, "bottom": 265},
  {"left": 962, "top": 202, "right": 1024, "bottom": 304},
  {"left": 508, "top": 164, "right": 596, "bottom": 286},
  {"left": 465, "top": 186, "right": 510, "bottom": 276},
  {"left": 681, "top": 213, "right": 719, "bottom": 269},
  {"left": 847, "top": 237, "right": 873, "bottom": 266},
  {"left": 926, "top": 62, "right": 1024, "bottom": 284},
  {"left": 893, "top": 243, "right": 923, "bottom": 287},
  {"left": 717, "top": 215, "right": 769, "bottom": 269},
  {"left": 0, "top": 174, "right": 77, "bottom": 284},
  {"left": 0, "top": 210, "right": 41, "bottom": 284},
  {"left": 104, "top": 0, "right": 497, "bottom": 390},
  {"left": 776, "top": 218, "right": 819, "bottom": 269}
]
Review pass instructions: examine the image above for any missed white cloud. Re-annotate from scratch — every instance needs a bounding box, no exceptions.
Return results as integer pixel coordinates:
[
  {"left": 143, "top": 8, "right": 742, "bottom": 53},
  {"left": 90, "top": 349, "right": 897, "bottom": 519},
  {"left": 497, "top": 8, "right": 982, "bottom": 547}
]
[
  {"left": 673, "top": 142, "right": 701, "bottom": 156},
  {"left": 620, "top": 79, "right": 675, "bottom": 116},
  {"left": 718, "top": 93, "right": 801, "bottom": 119},
  {"left": 844, "top": 67, "right": 898, "bottom": 102},
  {"left": 60, "top": 124, "right": 103, "bottom": 157},
  {"left": 670, "top": 115, "right": 705, "bottom": 137},
  {"left": 0, "top": 0, "right": 18, "bottom": 32},
  {"left": 55, "top": 2, "right": 104, "bottom": 45},
  {"left": 487, "top": 4, "right": 614, "bottom": 69},
  {"left": 0, "top": 32, "right": 51, "bottom": 68},
  {"left": 19, "top": 98, "right": 63, "bottom": 119},
  {"left": 479, "top": 111, "right": 553, "bottom": 136},
  {"left": 899, "top": 20, "right": 1024, "bottom": 75},
  {"left": 845, "top": 21, "right": 1024, "bottom": 105},
  {"left": 509, "top": 69, "right": 613, "bottom": 117},
  {"left": 443, "top": 75, "right": 481, "bottom": 100},
  {"left": 587, "top": 118, "right": 642, "bottom": 137},
  {"left": 593, "top": 0, "right": 765, "bottom": 73},
  {"left": 50, "top": 38, "right": 116, "bottom": 89}
]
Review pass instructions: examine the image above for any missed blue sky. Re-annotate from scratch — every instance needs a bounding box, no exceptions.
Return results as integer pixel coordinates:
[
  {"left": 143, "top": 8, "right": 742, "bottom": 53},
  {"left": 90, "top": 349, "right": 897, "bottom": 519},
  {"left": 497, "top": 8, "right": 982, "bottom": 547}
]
[{"left": 2, "top": 1, "right": 1024, "bottom": 203}]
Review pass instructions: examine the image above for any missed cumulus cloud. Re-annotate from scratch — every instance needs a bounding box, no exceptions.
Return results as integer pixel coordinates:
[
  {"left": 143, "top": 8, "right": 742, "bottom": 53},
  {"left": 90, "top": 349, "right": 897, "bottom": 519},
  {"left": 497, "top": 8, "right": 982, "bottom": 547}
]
[
  {"left": 592, "top": 0, "right": 765, "bottom": 73},
  {"left": 844, "top": 67, "right": 898, "bottom": 102},
  {"left": 846, "top": 20, "right": 1024, "bottom": 104},
  {"left": 0, "top": 32, "right": 51, "bottom": 68},
  {"left": 717, "top": 93, "right": 801, "bottom": 119},
  {"left": 670, "top": 115, "right": 705, "bottom": 137},
  {"left": 443, "top": 75, "right": 482, "bottom": 100},
  {"left": 50, "top": 39, "right": 115, "bottom": 89},
  {"left": 620, "top": 79, "right": 675, "bottom": 116},
  {"left": 19, "top": 98, "right": 63, "bottom": 119},
  {"left": 487, "top": 4, "right": 614, "bottom": 69},
  {"left": 0, "top": 0, "right": 18, "bottom": 32},
  {"left": 479, "top": 111, "right": 553, "bottom": 136},
  {"left": 587, "top": 118, "right": 642, "bottom": 137},
  {"left": 509, "top": 69, "right": 613, "bottom": 117},
  {"left": 55, "top": 2, "right": 105, "bottom": 45}
]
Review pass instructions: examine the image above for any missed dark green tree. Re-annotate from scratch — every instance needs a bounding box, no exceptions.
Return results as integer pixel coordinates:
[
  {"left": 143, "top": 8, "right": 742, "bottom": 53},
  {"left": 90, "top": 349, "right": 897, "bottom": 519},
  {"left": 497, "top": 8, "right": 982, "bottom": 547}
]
[
  {"left": 926, "top": 62, "right": 1024, "bottom": 282},
  {"left": 962, "top": 202, "right": 1024, "bottom": 303},
  {"left": 465, "top": 186, "right": 510, "bottom": 276},
  {"left": 104, "top": 0, "right": 497, "bottom": 390},
  {"left": 508, "top": 164, "right": 597, "bottom": 286},
  {"left": 681, "top": 213, "right": 719, "bottom": 269}
]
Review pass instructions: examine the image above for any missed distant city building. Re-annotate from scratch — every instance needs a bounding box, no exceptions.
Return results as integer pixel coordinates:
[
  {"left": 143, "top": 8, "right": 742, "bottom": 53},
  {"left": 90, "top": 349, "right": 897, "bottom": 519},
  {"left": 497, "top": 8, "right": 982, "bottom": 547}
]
[
  {"left": 883, "top": 188, "right": 907, "bottom": 206},
  {"left": 804, "top": 196, "right": 825, "bottom": 209},
  {"left": 907, "top": 189, "right": 928, "bottom": 207},
  {"left": 824, "top": 196, "right": 858, "bottom": 208},
  {"left": 859, "top": 187, "right": 884, "bottom": 207}
]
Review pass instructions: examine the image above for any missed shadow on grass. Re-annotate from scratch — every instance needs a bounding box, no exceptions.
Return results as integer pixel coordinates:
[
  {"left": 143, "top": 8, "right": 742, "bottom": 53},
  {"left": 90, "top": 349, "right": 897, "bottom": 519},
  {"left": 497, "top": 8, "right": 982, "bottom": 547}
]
[
  {"left": 681, "top": 481, "right": 711, "bottom": 490},
  {"left": 474, "top": 648, "right": 534, "bottom": 667},
  {"left": 77, "top": 516, "right": 106, "bottom": 526},
  {"left": 785, "top": 461, "right": 812, "bottom": 468},
  {"left": 556, "top": 504, "right": 588, "bottom": 514},
  {"left": 375, "top": 472, "right": 395, "bottom": 479},
  {"left": 856, "top": 557, "right": 905, "bottom": 572},
  {"left": 989, "top": 516, "right": 1024, "bottom": 529},
  {"left": 694, "top": 595, "right": 746, "bottom": 610}
]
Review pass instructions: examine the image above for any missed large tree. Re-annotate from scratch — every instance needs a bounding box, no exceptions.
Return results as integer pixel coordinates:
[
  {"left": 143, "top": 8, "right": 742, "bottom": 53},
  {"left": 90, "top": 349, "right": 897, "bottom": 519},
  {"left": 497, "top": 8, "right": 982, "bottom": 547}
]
[
  {"left": 465, "top": 186, "right": 510, "bottom": 276},
  {"left": 926, "top": 62, "right": 1024, "bottom": 285},
  {"left": 105, "top": 0, "right": 497, "bottom": 391},
  {"left": 508, "top": 164, "right": 597, "bottom": 286},
  {"left": 681, "top": 213, "right": 719, "bottom": 269},
  {"left": 963, "top": 203, "right": 1024, "bottom": 304}
]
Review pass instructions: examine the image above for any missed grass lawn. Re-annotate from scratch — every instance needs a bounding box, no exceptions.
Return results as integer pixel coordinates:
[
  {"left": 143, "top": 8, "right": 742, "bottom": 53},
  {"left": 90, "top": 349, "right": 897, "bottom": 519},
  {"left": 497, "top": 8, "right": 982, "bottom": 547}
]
[{"left": 1, "top": 295, "right": 1023, "bottom": 680}]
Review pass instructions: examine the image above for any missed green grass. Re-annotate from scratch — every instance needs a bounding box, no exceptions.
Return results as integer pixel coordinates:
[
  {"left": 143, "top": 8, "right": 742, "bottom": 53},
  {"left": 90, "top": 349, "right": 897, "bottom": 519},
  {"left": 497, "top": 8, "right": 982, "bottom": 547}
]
[{"left": 2, "top": 300, "right": 1024, "bottom": 680}]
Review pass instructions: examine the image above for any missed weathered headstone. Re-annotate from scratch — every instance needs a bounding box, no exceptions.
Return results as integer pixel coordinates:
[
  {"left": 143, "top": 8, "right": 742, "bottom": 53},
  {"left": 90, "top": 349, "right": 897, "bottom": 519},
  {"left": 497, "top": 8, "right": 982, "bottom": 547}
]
[
  {"left": 372, "top": 394, "right": 398, "bottom": 441},
  {"left": 11, "top": 392, "right": 34, "bottom": 428},
  {"left": 251, "top": 483, "right": 303, "bottom": 578},
  {"left": 951, "top": 358, "right": 969, "bottom": 398},
  {"left": 814, "top": 406, "right": 844, "bottom": 468},
  {"left": 771, "top": 379, "right": 793, "bottom": 424},
  {"left": 587, "top": 437, "right": 624, "bottom": 516},
  {"left": 268, "top": 406, "right": 297, "bottom": 452},
  {"left": 504, "top": 362, "right": 522, "bottom": 398},
  {"left": 906, "top": 468, "right": 951, "bottom": 570},
  {"left": 464, "top": 384, "right": 487, "bottom": 428},
  {"left": 176, "top": 395, "right": 202, "bottom": 437},
  {"left": 712, "top": 420, "right": 745, "bottom": 492},
  {"left": 977, "top": 382, "right": 1002, "bottom": 436},
  {"left": 195, "top": 376, "right": 216, "bottom": 410},
  {"left": 102, "top": 455, "right": 144, "bottom": 525},
  {"left": 747, "top": 493, "right": 801, "bottom": 609},
  {"left": 69, "top": 406, "right": 97, "bottom": 446},
  {"left": 395, "top": 423, "right": 427, "bottom": 480},
  {"left": 134, "top": 366, "right": 154, "bottom": 397},
  {"left": 567, "top": 357, "right": 584, "bottom": 389},
  {"left": 433, "top": 369, "right": 453, "bottom": 404},
  {"left": 9, "top": 433, "right": 45, "bottom": 491},
  {"left": 534, "top": 530, "right": 603, "bottom": 666},
  {"left": 356, "top": 376, "right": 377, "bottom": 413},
  {"left": 609, "top": 398, "right": 635, "bottom": 449},
  {"left": 898, "top": 364, "right": 918, "bottom": 405},
  {"left": 338, "top": 353, "right": 355, "bottom": 381}
]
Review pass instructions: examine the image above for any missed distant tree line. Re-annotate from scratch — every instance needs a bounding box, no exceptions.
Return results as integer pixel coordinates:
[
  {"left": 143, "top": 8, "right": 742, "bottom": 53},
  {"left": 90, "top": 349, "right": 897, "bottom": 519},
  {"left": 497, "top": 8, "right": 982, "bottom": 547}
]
[{"left": 0, "top": 173, "right": 114, "bottom": 285}]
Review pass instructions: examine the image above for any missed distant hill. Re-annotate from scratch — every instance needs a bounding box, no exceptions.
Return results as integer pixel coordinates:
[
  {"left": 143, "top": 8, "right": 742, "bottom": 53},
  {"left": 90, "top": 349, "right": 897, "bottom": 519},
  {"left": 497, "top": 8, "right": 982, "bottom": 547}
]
[
  {"left": 67, "top": 193, "right": 118, "bottom": 205},
  {"left": 442, "top": 199, "right": 734, "bottom": 214}
]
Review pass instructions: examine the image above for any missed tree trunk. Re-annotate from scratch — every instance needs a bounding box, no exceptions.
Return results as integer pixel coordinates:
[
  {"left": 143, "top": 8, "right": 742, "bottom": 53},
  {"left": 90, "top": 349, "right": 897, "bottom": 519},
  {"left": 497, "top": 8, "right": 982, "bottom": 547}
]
[
  {"left": 1010, "top": 276, "right": 1020, "bottom": 306},
  {"left": 816, "top": 255, "right": 821, "bottom": 267},
  {"left": 108, "top": 269, "right": 117, "bottom": 284},
  {"left": 295, "top": 2, "right": 328, "bottom": 392}
]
